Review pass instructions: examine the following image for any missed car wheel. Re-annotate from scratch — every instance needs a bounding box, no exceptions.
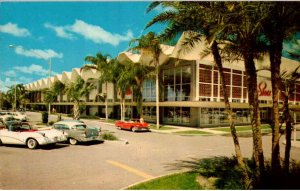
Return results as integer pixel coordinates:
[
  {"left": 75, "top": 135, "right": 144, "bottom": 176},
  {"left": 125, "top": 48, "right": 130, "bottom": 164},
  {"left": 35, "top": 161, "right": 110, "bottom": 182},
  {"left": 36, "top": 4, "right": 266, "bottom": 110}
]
[
  {"left": 69, "top": 138, "right": 78, "bottom": 145},
  {"left": 27, "top": 138, "right": 38, "bottom": 149},
  {"left": 0, "top": 139, "right": 2, "bottom": 146},
  {"left": 132, "top": 127, "right": 138, "bottom": 132}
]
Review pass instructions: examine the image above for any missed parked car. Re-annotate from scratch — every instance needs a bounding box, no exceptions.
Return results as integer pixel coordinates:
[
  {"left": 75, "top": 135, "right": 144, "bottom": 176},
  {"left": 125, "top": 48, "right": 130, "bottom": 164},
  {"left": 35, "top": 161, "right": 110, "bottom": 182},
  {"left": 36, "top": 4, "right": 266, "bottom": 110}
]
[
  {"left": 10, "top": 112, "right": 28, "bottom": 121},
  {"left": 53, "top": 120, "right": 103, "bottom": 145},
  {"left": 0, "top": 121, "right": 5, "bottom": 130},
  {"left": 115, "top": 118, "right": 150, "bottom": 132},
  {"left": 0, "top": 121, "right": 68, "bottom": 149}
]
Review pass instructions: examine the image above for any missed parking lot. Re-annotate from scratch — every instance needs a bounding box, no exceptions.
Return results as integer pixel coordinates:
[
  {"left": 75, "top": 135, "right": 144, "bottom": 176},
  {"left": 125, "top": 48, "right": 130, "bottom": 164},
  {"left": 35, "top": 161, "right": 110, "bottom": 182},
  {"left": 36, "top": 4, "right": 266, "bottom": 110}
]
[{"left": 1, "top": 112, "right": 300, "bottom": 189}]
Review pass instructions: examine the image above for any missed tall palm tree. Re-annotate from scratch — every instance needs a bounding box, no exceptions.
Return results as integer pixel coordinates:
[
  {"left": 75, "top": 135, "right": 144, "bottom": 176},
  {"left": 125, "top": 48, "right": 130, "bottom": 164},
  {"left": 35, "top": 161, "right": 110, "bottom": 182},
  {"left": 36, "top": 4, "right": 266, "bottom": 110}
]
[
  {"left": 129, "top": 32, "right": 162, "bottom": 129},
  {"left": 262, "top": 2, "right": 300, "bottom": 173},
  {"left": 125, "top": 61, "right": 155, "bottom": 118},
  {"left": 220, "top": 2, "right": 267, "bottom": 176},
  {"left": 65, "top": 76, "right": 94, "bottom": 120},
  {"left": 44, "top": 81, "right": 65, "bottom": 112},
  {"left": 279, "top": 66, "right": 300, "bottom": 174},
  {"left": 115, "top": 61, "right": 133, "bottom": 121},
  {"left": 84, "top": 52, "right": 112, "bottom": 120},
  {"left": 146, "top": 2, "right": 251, "bottom": 187},
  {"left": 6, "top": 84, "right": 27, "bottom": 111}
]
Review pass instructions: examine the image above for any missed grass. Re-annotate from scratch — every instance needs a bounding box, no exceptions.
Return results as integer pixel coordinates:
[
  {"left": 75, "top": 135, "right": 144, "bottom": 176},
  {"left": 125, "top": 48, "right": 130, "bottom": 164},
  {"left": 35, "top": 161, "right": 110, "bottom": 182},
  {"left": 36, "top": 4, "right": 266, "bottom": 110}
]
[
  {"left": 174, "top": 130, "right": 212, "bottom": 135},
  {"left": 127, "top": 172, "right": 203, "bottom": 190},
  {"left": 211, "top": 124, "right": 271, "bottom": 132},
  {"left": 149, "top": 125, "right": 177, "bottom": 130}
]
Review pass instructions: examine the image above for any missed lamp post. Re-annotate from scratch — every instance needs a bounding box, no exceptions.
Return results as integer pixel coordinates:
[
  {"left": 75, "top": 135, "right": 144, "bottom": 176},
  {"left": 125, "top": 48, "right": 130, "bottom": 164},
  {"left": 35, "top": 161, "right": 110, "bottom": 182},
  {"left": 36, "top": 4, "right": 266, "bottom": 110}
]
[
  {"left": 14, "top": 75, "right": 17, "bottom": 111},
  {"left": 9, "top": 45, "right": 52, "bottom": 114}
]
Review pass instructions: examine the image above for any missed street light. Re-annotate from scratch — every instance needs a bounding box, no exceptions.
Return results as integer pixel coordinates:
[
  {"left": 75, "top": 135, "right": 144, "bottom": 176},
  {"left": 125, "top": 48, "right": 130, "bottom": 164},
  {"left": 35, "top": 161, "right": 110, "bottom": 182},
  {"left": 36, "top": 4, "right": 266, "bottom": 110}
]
[{"left": 9, "top": 45, "right": 52, "bottom": 114}]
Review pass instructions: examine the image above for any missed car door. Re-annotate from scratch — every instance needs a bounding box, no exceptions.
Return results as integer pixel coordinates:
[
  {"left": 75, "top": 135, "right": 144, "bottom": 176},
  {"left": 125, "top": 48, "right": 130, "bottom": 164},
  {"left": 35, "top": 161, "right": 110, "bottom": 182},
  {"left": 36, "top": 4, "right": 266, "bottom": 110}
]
[{"left": 0, "top": 126, "right": 24, "bottom": 145}]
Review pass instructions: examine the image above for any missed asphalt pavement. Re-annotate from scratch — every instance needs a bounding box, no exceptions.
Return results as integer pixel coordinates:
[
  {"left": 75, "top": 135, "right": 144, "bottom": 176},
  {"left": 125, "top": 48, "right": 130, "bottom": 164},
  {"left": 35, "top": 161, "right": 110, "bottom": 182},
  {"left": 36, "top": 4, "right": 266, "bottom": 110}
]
[{"left": 0, "top": 111, "right": 299, "bottom": 189}]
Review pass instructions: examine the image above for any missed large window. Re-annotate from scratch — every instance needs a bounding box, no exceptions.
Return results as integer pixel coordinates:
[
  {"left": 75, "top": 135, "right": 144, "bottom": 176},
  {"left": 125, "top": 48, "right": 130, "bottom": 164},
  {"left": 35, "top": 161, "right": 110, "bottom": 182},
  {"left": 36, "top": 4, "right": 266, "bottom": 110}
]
[
  {"left": 142, "top": 106, "right": 156, "bottom": 121},
  {"left": 163, "top": 66, "right": 191, "bottom": 101},
  {"left": 200, "top": 108, "right": 250, "bottom": 125},
  {"left": 199, "top": 64, "right": 246, "bottom": 102},
  {"left": 163, "top": 107, "right": 190, "bottom": 123},
  {"left": 142, "top": 80, "right": 156, "bottom": 102}
]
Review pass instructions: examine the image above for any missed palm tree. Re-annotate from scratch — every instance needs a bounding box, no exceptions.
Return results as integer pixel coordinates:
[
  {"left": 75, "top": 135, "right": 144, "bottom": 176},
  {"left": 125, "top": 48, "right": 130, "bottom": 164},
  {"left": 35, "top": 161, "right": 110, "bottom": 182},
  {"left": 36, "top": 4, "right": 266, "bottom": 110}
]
[
  {"left": 6, "top": 84, "right": 28, "bottom": 111},
  {"left": 115, "top": 61, "right": 132, "bottom": 121},
  {"left": 124, "top": 61, "right": 155, "bottom": 118},
  {"left": 146, "top": 2, "right": 251, "bottom": 187},
  {"left": 129, "top": 32, "right": 162, "bottom": 129},
  {"left": 220, "top": 3, "right": 267, "bottom": 176},
  {"left": 84, "top": 52, "right": 112, "bottom": 120},
  {"left": 44, "top": 81, "right": 65, "bottom": 113},
  {"left": 65, "top": 76, "right": 94, "bottom": 120},
  {"left": 279, "top": 66, "right": 300, "bottom": 174},
  {"left": 262, "top": 2, "right": 300, "bottom": 173}
]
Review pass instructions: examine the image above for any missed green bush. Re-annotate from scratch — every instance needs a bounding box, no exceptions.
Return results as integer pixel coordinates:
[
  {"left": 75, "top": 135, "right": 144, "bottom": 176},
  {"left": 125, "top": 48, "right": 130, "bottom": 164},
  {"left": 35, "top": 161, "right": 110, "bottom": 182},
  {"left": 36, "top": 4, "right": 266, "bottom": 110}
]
[
  {"left": 195, "top": 156, "right": 245, "bottom": 189},
  {"left": 42, "top": 112, "right": 48, "bottom": 124},
  {"left": 48, "top": 121, "right": 54, "bottom": 126},
  {"left": 101, "top": 132, "right": 118, "bottom": 140}
]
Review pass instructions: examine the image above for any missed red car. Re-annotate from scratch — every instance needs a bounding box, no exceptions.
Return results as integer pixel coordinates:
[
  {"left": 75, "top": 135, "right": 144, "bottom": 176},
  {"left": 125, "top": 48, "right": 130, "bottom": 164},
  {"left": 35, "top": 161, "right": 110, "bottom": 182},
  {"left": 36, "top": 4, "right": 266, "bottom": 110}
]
[{"left": 115, "top": 119, "right": 150, "bottom": 132}]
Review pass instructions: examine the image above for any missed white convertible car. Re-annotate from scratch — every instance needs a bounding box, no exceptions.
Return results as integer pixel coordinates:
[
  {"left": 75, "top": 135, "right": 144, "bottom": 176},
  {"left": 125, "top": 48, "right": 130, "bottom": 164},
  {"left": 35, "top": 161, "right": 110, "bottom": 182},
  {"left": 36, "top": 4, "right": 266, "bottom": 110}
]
[{"left": 0, "top": 121, "right": 67, "bottom": 149}]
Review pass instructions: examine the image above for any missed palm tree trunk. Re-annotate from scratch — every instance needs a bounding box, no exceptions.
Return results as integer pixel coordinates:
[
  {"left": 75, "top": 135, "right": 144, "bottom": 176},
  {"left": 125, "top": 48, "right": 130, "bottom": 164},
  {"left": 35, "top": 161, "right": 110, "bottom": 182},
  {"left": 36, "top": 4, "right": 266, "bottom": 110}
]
[
  {"left": 270, "top": 40, "right": 283, "bottom": 174},
  {"left": 155, "top": 62, "right": 160, "bottom": 129},
  {"left": 120, "top": 97, "right": 124, "bottom": 121},
  {"left": 283, "top": 94, "right": 292, "bottom": 174},
  {"left": 73, "top": 101, "right": 80, "bottom": 120},
  {"left": 122, "top": 97, "right": 126, "bottom": 120},
  {"left": 105, "top": 82, "right": 108, "bottom": 121},
  {"left": 211, "top": 41, "right": 251, "bottom": 188},
  {"left": 243, "top": 52, "right": 265, "bottom": 176}
]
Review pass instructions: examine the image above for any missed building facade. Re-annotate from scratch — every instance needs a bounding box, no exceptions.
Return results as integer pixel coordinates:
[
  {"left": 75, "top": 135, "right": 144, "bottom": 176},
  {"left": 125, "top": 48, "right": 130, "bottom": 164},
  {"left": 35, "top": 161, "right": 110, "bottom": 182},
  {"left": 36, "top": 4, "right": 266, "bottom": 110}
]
[{"left": 25, "top": 35, "right": 300, "bottom": 128}]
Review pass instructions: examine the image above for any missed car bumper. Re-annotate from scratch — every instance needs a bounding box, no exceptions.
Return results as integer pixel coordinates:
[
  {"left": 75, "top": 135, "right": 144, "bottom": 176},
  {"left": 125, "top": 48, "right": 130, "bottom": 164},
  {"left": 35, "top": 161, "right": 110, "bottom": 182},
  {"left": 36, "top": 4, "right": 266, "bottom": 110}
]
[
  {"left": 134, "top": 127, "right": 150, "bottom": 132},
  {"left": 38, "top": 136, "right": 68, "bottom": 145},
  {"left": 77, "top": 136, "right": 103, "bottom": 142}
]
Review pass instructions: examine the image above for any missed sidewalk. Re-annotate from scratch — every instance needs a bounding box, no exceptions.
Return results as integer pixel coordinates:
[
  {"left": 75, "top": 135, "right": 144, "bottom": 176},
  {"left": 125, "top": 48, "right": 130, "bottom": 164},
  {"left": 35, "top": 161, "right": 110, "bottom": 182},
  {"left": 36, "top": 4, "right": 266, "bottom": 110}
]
[
  {"left": 149, "top": 125, "right": 227, "bottom": 135},
  {"left": 99, "top": 120, "right": 227, "bottom": 135},
  {"left": 99, "top": 120, "right": 300, "bottom": 148}
]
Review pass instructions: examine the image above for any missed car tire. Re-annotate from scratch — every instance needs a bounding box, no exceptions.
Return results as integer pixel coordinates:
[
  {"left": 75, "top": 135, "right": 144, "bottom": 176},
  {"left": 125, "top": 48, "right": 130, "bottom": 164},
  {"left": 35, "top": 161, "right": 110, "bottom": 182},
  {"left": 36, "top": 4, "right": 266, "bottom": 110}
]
[
  {"left": 132, "top": 127, "right": 138, "bottom": 132},
  {"left": 69, "top": 138, "right": 78, "bottom": 145},
  {"left": 0, "top": 139, "right": 2, "bottom": 146},
  {"left": 27, "top": 138, "right": 38, "bottom": 149}
]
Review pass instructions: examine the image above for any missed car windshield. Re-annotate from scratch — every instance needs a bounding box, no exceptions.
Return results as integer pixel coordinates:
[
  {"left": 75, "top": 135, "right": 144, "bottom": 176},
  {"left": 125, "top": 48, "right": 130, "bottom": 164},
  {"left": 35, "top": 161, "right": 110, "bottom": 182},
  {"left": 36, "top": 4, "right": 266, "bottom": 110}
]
[{"left": 74, "top": 124, "right": 86, "bottom": 130}]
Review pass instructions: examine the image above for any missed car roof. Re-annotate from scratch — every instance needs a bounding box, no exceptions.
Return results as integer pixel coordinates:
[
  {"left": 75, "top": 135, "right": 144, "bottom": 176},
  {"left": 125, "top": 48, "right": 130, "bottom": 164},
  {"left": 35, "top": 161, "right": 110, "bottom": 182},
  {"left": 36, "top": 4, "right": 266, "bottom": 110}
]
[{"left": 54, "top": 121, "right": 85, "bottom": 126}]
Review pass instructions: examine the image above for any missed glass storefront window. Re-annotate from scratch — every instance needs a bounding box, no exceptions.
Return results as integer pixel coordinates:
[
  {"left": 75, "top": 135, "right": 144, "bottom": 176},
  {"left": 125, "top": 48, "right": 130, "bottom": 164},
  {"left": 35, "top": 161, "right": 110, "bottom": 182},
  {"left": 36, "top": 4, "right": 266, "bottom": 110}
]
[
  {"left": 163, "top": 107, "right": 191, "bottom": 123},
  {"left": 163, "top": 66, "right": 191, "bottom": 101},
  {"left": 142, "top": 80, "right": 156, "bottom": 102},
  {"left": 142, "top": 106, "right": 157, "bottom": 121}
]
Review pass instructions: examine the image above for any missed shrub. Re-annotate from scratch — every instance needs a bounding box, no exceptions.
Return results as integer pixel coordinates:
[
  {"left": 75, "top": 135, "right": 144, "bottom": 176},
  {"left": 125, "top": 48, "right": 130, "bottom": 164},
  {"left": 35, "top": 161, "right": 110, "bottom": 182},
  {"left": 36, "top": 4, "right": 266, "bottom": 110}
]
[
  {"left": 48, "top": 121, "right": 54, "bottom": 126},
  {"left": 102, "top": 132, "right": 118, "bottom": 140},
  {"left": 42, "top": 112, "right": 48, "bottom": 124}
]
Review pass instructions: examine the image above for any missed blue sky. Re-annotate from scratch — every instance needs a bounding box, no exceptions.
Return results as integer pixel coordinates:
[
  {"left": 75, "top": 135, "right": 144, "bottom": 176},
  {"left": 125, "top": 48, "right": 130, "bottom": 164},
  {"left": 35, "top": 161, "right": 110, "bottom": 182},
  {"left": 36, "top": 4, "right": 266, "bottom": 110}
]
[
  {"left": 0, "top": 1, "right": 165, "bottom": 92},
  {"left": 0, "top": 2, "right": 299, "bottom": 92}
]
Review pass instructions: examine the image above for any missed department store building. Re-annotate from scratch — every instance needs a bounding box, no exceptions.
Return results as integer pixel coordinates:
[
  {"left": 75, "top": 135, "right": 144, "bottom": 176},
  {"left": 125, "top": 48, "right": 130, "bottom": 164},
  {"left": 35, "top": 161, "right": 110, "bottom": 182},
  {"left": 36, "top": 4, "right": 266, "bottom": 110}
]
[{"left": 25, "top": 34, "right": 300, "bottom": 128}]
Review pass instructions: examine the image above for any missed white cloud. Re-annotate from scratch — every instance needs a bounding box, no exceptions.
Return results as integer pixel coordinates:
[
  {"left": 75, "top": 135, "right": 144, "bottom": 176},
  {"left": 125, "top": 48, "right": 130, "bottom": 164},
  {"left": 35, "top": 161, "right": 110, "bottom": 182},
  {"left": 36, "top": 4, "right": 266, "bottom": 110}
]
[
  {"left": 44, "top": 23, "right": 75, "bottom": 40},
  {"left": 44, "top": 19, "right": 133, "bottom": 46},
  {"left": 4, "top": 70, "right": 16, "bottom": 77},
  {"left": 153, "top": 5, "right": 175, "bottom": 13},
  {"left": 14, "top": 64, "right": 49, "bottom": 76},
  {"left": 14, "top": 46, "right": 63, "bottom": 60},
  {"left": 0, "top": 22, "right": 31, "bottom": 37},
  {"left": 0, "top": 76, "right": 33, "bottom": 92}
]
